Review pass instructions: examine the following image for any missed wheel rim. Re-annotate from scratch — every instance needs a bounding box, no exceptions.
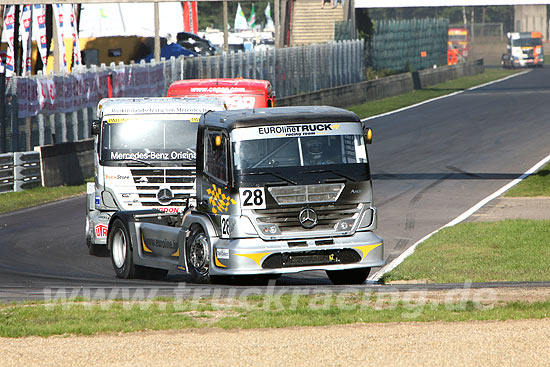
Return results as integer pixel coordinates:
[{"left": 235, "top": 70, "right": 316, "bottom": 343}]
[
  {"left": 189, "top": 233, "right": 209, "bottom": 276},
  {"left": 111, "top": 228, "right": 127, "bottom": 269}
]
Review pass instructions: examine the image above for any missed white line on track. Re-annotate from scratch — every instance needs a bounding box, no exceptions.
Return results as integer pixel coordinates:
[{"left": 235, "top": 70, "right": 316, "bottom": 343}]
[
  {"left": 364, "top": 69, "right": 544, "bottom": 281},
  {"left": 361, "top": 69, "right": 530, "bottom": 123}
]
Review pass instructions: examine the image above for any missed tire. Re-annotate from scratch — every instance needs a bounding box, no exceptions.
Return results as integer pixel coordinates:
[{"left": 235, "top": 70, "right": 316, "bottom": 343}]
[
  {"left": 109, "top": 219, "right": 139, "bottom": 279},
  {"left": 326, "top": 267, "right": 371, "bottom": 285},
  {"left": 186, "top": 226, "right": 212, "bottom": 283}
]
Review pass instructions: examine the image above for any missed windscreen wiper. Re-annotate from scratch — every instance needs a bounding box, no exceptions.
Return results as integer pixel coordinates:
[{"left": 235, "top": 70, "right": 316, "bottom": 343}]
[
  {"left": 300, "top": 169, "right": 356, "bottom": 182},
  {"left": 117, "top": 158, "right": 153, "bottom": 167},
  {"left": 241, "top": 171, "right": 297, "bottom": 185}
]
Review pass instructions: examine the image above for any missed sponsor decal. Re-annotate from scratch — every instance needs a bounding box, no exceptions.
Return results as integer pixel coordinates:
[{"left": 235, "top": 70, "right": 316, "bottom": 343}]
[
  {"left": 95, "top": 196, "right": 100, "bottom": 206},
  {"left": 152, "top": 207, "right": 182, "bottom": 214},
  {"left": 95, "top": 224, "right": 108, "bottom": 238},
  {"left": 258, "top": 123, "right": 340, "bottom": 137},
  {"left": 105, "top": 174, "right": 130, "bottom": 180},
  {"left": 189, "top": 87, "right": 246, "bottom": 93},
  {"left": 216, "top": 248, "right": 230, "bottom": 260},
  {"left": 206, "top": 184, "right": 236, "bottom": 214},
  {"left": 142, "top": 235, "right": 178, "bottom": 251},
  {"left": 109, "top": 151, "right": 195, "bottom": 161}
]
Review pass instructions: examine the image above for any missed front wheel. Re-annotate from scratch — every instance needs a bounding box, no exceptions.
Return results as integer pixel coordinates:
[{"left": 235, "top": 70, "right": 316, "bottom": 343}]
[
  {"left": 326, "top": 267, "right": 371, "bottom": 285},
  {"left": 186, "top": 226, "right": 212, "bottom": 283},
  {"left": 109, "top": 219, "right": 138, "bottom": 279}
]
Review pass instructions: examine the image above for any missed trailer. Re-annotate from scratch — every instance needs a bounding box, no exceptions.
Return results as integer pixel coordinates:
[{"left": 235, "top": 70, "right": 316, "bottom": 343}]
[{"left": 107, "top": 106, "right": 384, "bottom": 284}]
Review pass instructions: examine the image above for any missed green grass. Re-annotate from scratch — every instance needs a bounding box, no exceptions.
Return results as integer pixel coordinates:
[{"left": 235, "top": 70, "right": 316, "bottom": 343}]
[
  {"left": 382, "top": 219, "right": 550, "bottom": 284},
  {"left": 0, "top": 183, "right": 88, "bottom": 214},
  {"left": 349, "top": 68, "right": 522, "bottom": 119},
  {"left": 505, "top": 162, "right": 550, "bottom": 197},
  {"left": 1, "top": 295, "right": 550, "bottom": 337}
]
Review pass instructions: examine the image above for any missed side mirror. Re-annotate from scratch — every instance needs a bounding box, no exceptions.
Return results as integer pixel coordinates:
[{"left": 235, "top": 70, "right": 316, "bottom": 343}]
[
  {"left": 91, "top": 120, "right": 101, "bottom": 136},
  {"left": 364, "top": 127, "right": 373, "bottom": 144}
]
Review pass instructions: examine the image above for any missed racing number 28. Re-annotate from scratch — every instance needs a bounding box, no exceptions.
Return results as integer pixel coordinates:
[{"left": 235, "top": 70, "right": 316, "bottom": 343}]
[{"left": 239, "top": 187, "right": 266, "bottom": 209}]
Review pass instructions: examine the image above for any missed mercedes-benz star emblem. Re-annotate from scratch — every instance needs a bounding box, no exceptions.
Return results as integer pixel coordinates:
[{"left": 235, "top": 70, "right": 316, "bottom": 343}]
[
  {"left": 299, "top": 208, "right": 318, "bottom": 229},
  {"left": 156, "top": 188, "right": 174, "bottom": 205}
]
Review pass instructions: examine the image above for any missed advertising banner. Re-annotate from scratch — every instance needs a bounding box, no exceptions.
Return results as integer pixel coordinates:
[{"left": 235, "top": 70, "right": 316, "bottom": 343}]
[
  {"left": 33, "top": 5, "right": 48, "bottom": 69},
  {"left": 3, "top": 5, "right": 16, "bottom": 77},
  {"left": 20, "top": 5, "right": 33, "bottom": 76}
]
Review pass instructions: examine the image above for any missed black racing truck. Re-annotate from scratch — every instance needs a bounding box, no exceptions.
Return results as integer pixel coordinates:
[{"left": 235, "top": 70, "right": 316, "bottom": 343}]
[{"left": 107, "top": 106, "right": 384, "bottom": 284}]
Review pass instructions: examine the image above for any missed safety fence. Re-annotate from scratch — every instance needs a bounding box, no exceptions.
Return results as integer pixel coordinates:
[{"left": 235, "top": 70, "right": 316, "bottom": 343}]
[
  {"left": 369, "top": 18, "right": 448, "bottom": 72},
  {"left": 0, "top": 151, "right": 41, "bottom": 193},
  {"left": 1, "top": 39, "right": 365, "bottom": 153}
]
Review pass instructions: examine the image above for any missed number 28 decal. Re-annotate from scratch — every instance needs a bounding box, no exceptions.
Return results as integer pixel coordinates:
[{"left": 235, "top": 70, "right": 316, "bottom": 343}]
[{"left": 239, "top": 187, "right": 266, "bottom": 209}]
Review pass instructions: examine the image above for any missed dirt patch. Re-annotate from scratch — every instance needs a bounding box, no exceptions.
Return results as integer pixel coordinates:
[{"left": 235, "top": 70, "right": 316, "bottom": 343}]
[{"left": 467, "top": 196, "right": 550, "bottom": 222}]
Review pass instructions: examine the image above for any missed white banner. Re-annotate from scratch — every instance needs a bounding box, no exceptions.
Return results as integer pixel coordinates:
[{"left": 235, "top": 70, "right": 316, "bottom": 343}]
[
  {"left": 68, "top": 5, "right": 82, "bottom": 67},
  {"left": 3, "top": 5, "right": 16, "bottom": 77},
  {"left": 33, "top": 4, "right": 48, "bottom": 70},
  {"left": 52, "top": 4, "right": 67, "bottom": 72},
  {"left": 20, "top": 5, "right": 32, "bottom": 76}
]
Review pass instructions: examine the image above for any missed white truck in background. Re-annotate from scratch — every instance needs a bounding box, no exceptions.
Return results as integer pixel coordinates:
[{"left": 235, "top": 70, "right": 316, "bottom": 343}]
[{"left": 85, "top": 97, "right": 226, "bottom": 255}]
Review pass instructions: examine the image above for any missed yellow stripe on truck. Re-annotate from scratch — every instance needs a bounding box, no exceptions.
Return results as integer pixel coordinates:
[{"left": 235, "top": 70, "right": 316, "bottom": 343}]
[
  {"left": 234, "top": 252, "right": 271, "bottom": 266},
  {"left": 353, "top": 243, "right": 382, "bottom": 260}
]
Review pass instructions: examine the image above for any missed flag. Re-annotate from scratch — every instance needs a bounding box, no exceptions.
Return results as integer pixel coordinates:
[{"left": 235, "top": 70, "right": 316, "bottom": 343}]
[
  {"left": 20, "top": 5, "right": 33, "bottom": 76},
  {"left": 248, "top": 3, "right": 256, "bottom": 29},
  {"left": 33, "top": 5, "right": 48, "bottom": 70},
  {"left": 3, "top": 5, "right": 16, "bottom": 76},
  {"left": 264, "top": 3, "right": 274, "bottom": 31},
  {"left": 52, "top": 4, "right": 67, "bottom": 72},
  {"left": 69, "top": 5, "right": 82, "bottom": 67},
  {"left": 234, "top": 3, "right": 248, "bottom": 31},
  {"left": 183, "top": 2, "right": 198, "bottom": 35}
]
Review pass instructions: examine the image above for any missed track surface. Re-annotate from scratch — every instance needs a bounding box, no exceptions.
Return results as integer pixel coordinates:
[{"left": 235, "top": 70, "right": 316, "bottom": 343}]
[{"left": 2, "top": 69, "right": 550, "bottom": 301}]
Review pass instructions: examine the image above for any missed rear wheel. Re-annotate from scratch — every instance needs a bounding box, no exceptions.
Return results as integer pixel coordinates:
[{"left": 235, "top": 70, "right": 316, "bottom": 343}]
[
  {"left": 109, "top": 219, "right": 138, "bottom": 279},
  {"left": 186, "top": 226, "right": 212, "bottom": 283},
  {"left": 326, "top": 267, "right": 371, "bottom": 285}
]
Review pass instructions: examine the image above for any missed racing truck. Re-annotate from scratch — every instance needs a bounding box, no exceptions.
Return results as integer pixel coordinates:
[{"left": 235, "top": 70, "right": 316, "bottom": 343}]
[
  {"left": 106, "top": 106, "right": 384, "bottom": 284},
  {"left": 502, "top": 32, "right": 544, "bottom": 68},
  {"left": 85, "top": 97, "right": 226, "bottom": 255}
]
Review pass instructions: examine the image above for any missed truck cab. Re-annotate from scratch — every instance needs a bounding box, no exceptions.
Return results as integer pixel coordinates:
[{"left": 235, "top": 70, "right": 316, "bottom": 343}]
[
  {"left": 85, "top": 97, "right": 226, "bottom": 255},
  {"left": 167, "top": 78, "right": 275, "bottom": 109},
  {"left": 107, "top": 106, "right": 384, "bottom": 284},
  {"left": 502, "top": 32, "right": 544, "bottom": 68}
]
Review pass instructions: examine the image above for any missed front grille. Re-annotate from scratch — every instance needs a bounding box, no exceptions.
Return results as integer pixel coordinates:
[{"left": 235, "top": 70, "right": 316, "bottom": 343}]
[
  {"left": 130, "top": 168, "right": 195, "bottom": 206},
  {"left": 262, "top": 249, "right": 361, "bottom": 269},
  {"left": 254, "top": 203, "right": 359, "bottom": 233},
  {"left": 268, "top": 184, "right": 344, "bottom": 205}
]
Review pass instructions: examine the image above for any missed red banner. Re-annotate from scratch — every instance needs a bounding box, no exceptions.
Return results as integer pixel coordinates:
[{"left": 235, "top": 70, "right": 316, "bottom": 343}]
[{"left": 183, "top": 2, "right": 198, "bottom": 34}]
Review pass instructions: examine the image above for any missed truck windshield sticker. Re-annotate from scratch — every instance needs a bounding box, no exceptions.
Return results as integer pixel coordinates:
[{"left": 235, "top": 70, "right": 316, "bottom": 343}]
[
  {"left": 207, "top": 184, "right": 236, "bottom": 214},
  {"left": 231, "top": 122, "right": 361, "bottom": 141}
]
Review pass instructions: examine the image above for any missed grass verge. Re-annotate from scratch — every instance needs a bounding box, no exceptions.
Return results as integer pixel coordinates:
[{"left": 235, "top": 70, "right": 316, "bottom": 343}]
[
  {"left": 349, "top": 68, "right": 522, "bottom": 118},
  {"left": 0, "top": 183, "right": 88, "bottom": 214},
  {"left": 381, "top": 219, "right": 550, "bottom": 283},
  {"left": 505, "top": 162, "right": 550, "bottom": 197},
  {"left": 1, "top": 295, "right": 549, "bottom": 337}
]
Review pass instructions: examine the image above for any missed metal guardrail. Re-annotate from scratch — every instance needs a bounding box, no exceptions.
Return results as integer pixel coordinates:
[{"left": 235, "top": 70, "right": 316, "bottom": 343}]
[{"left": 0, "top": 151, "right": 41, "bottom": 193}]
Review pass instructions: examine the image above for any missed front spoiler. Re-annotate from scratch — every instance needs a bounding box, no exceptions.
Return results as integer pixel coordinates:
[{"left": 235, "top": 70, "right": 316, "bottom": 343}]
[{"left": 208, "top": 231, "right": 385, "bottom": 276}]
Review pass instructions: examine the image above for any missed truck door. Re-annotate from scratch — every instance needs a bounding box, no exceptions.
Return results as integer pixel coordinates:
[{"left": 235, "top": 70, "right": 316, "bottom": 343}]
[{"left": 202, "top": 129, "right": 232, "bottom": 217}]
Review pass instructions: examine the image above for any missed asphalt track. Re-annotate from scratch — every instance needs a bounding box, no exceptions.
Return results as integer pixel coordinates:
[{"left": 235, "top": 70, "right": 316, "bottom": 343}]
[{"left": 2, "top": 68, "right": 550, "bottom": 301}]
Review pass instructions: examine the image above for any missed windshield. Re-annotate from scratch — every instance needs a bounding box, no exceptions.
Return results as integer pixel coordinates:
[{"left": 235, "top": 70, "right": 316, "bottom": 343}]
[
  {"left": 232, "top": 122, "right": 367, "bottom": 170},
  {"left": 512, "top": 38, "right": 542, "bottom": 47},
  {"left": 448, "top": 35, "right": 467, "bottom": 42},
  {"left": 101, "top": 115, "right": 199, "bottom": 164}
]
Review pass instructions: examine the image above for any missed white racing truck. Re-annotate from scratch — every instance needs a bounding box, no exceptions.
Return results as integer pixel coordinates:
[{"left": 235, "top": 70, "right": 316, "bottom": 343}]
[
  {"left": 85, "top": 97, "right": 226, "bottom": 255},
  {"left": 107, "top": 106, "right": 384, "bottom": 284}
]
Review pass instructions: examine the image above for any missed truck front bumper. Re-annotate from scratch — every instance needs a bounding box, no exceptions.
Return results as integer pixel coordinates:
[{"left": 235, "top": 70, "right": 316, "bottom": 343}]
[{"left": 209, "top": 231, "right": 384, "bottom": 276}]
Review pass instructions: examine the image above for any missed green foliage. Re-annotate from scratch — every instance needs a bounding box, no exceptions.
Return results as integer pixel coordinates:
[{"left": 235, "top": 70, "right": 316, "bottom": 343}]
[
  {"left": 382, "top": 219, "right": 550, "bottom": 283},
  {"left": 505, "top": 163, "right": 550, "bottom": 197},
  {"left": 0, "top": 183, "right": 88, "bottom": 214}
]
